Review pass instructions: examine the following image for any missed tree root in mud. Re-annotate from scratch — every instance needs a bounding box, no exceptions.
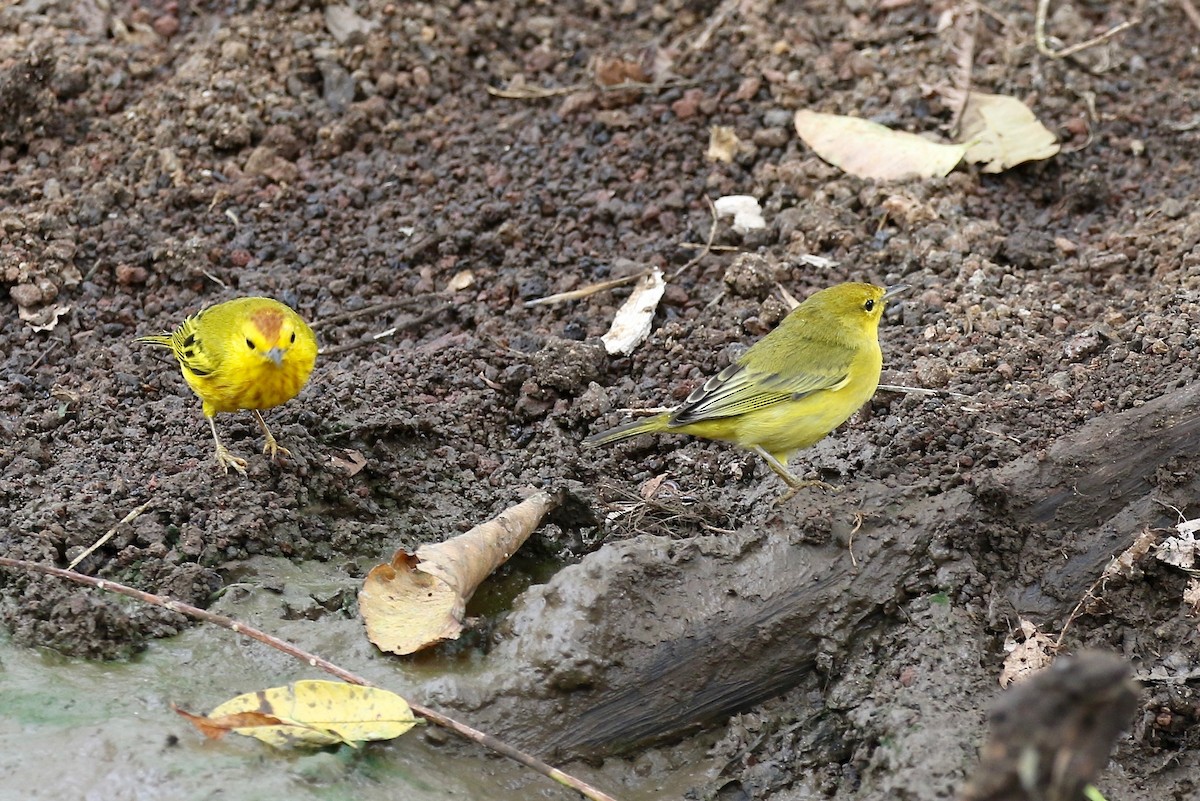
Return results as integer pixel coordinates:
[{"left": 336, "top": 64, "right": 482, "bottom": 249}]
[{"left": 452, "top": 383, "right": 1200, "bottom": 760}]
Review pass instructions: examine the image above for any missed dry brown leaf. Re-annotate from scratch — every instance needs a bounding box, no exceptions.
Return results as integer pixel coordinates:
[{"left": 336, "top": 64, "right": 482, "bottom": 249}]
[
  {"left": 1000, "top": 619, "right": 1056, "bottom": 688},
  {"left": 1155, "top": 528, "right": 1198, "bottom": 570},
  {"left": 794, "top": 109, "right": 965, "bottom": 181},
  {"left": 1105, "top": 527, "right": 1157, "bottom": 579},
  {"left": 175, "top": 708, "right": 284, "bottom": 740},
  {"left": 706, "top": 125, "right": 739, "bottom": 163},
  {"left": 329, "top": 449, "right": 368, "bottom": 477},
  {"left": 360, "top": 490, "right": 561, "bottom": 655},
  {"left": 18, "top": 303, "right": 71, "bottom": 332},
  {"left": 601, "top": 267, "right": 665, "bottom": 356},
  {"left": 1184, "top": 579, "right": 1200, "bottom": 613},
  {"left": 957, "top": 91, "right": 1060, "bottom": 173},
  {"left": 445, "top": 270, "right": 475, "bottom": 292},
  {"left": 881, "top": 193, "right": 938, "bottom": 226}
]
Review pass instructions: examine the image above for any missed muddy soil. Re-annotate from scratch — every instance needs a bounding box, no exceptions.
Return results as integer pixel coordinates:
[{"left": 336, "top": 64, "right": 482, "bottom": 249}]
[{"left": 3, "top": 0, "right": 1200, "bottom": 799}]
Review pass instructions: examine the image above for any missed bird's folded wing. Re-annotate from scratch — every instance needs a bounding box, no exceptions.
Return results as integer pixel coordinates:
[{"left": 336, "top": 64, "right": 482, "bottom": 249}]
[
  {"left": 173, "top": 319, "right": 221, "bottom": 378},
  {"left": 670, "top": 359, "right": 850, "bottom": 424}
]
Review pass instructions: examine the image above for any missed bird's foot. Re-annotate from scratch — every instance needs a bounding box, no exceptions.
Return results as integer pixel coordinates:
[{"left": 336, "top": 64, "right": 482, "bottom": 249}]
[
  {"left": 776, "top": 479, "right": 838, "bottom": 504},
  {"left": 261, "top": 432, "right": 291, "bottom": 462},
  {"left": 215, "top": 444, "right": 248, "bottom": 476}
]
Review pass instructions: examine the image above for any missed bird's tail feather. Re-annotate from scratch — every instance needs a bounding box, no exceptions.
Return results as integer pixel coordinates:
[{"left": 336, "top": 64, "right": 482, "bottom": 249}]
[
  {"left": 583, "top": 413, "right": 671, "bottom": 447},
  {"left": 136, "top": 334, "right": 174, "bottom": 348}
]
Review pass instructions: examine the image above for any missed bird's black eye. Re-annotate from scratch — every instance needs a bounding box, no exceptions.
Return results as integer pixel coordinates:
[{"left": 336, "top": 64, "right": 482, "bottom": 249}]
[
  {"left": 246, "top": 338, "right": 256, "bottom": 349},
  {"left": 290, "top": 332, "right": 296, "bottom": 343},
  {"left": 864, "top": 299, "right": 875, "bottom": 312}
]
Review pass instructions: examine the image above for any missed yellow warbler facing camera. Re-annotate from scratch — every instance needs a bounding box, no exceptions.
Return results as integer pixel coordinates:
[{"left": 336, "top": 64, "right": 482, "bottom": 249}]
[
  {"left": 586, "top": 281, "right": 908, "bottom": 494},
  {"left": 138, "top": 297, "right": 318, "bottom": 475}
]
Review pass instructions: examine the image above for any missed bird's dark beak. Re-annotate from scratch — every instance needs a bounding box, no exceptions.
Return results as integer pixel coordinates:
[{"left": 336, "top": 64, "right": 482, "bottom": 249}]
[
  {"left": 882, "top": 284, "right": 911, "bottom": 301},
  {"left": 266, "top": 347, "right": 284, "bottom": 367}
]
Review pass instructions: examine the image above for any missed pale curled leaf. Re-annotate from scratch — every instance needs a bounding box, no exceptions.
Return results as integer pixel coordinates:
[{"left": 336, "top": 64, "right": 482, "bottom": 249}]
[
  {"left": 18, "top": 303, "right": 71, "bottom": 332},
  {"left": 706, "top": 125, "right": 739, "bottom": 163},
  {"left": 601, "top": 267, "right": 665, "bottom": 356},
  {"left": 713, "top": 195, "right": 766, "bottom": 234},
  {"left": 360, "top": 490, "right": 561, "bottom": 654},
  {"left": 1156, "top": 529, "right": 1199, "bottom": 570},
  {"left": 957, "top": 91, "right": 1060, "bottom": 173},
  {"left": 1184, "top": 579, "right": 1200, "bottom": 613},
  {"left": 445, "top": 270, "right": 475, "bottom": 292},
  {"left": 1105, "top": 528, "right": 1157, "bottom": 579},
  {"left": 794, "top": 109, "right": 965, "bottom": 181}
]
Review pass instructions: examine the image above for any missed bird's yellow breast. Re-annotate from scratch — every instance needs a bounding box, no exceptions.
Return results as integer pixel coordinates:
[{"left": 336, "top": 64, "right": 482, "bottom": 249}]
[{"left": 188, "top": 353, "right": 315, "bottom": 416}]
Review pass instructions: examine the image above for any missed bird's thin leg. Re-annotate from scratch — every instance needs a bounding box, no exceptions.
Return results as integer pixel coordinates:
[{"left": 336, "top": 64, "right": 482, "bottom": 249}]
[
  {"left": 252, "top": 410, "right": 291, "bottom": 460},
  {"left": 209, "top": 416, "right": 248, "bottom": 475},
  {"left": 752, "top": 445, "right": 834, "bottom": 502}
]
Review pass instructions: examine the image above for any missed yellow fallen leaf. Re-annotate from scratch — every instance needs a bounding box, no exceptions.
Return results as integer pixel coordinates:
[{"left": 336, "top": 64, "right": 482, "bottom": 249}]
[
  {"left": 180, "top": 680, "right": 419, "bottom": 748},
  {"left": 958, "top": 91, "right": 1059, "bottom": 173},
  {"left": 794, "top": 109, "right": 965, "bottom": 180}
]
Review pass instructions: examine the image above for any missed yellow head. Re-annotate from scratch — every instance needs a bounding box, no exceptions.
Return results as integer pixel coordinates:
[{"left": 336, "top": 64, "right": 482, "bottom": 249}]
[
  {"left": 798, "top": 281, "right": 909, "bottom": 336},
  {"left": 237, "top": 305, "right": 306, "bottom": 368}
]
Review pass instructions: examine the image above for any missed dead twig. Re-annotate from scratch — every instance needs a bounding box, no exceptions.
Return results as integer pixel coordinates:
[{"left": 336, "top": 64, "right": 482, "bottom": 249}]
[
  {"left": 488, "top": 77, "right": 702, "bottom": 101},
  {"left": 876, "top": 384, "right": 971, "bottom": 399},
  {"left": 524, "top": 272, "right": 650, "bottom": 308},
  {"left": 677, "top": 242, "right": 740, "bottom": 252},
  {"left": 681, "top": 0, "right": 740, "bottom": 52},
  {"left": 0, "top": 557, "right": 624, "bottom": 801},
  {"left": 310, "top": 293, "right": 440, "bottom": 330},
  {"left": 67, "top": 500, "right": 155, "bottom": 570},
  {"left": 948, "top": 2, "right": 978, "bottom": 136},
  {"left": 1177, "top": 0, "right": 1200, "bottom": 33},
  {"left": 1034, "top": 0, "right": 1140, "bottom": 60},
  {"left": 670, "top": 195, "right": 720, "bottom": 280},
  {"left": 30, "top": 338, "right": 62, "bottom": 369},
  {"left": 317, "top": 303, "right": 453, "bottom": 357}
]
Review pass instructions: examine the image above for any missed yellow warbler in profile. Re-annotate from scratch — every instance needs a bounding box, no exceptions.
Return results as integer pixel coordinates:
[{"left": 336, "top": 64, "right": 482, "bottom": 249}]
[
  {"left": 586, "top": 282, "right": 908, "bottom": 492},
  {"left": 138, "top": 297, "right": 318, "bottom": 475}
]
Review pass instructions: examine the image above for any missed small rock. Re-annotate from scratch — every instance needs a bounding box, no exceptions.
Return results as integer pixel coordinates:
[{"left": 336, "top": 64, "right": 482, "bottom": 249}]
[
  {"left": 10, "top": 283, "right": 42, "bottom": 307},
  {"left": 152, "top": 14, "right": 179, "bottom": 38},
  {"left": 723, "top": 253, "right": 775, "bottom": 299},
  {"left": 114, "top": 264, "right": 148, "bottom": 285},
  {"left": 220, "top": 40, "right": 249, "bottom": 64},
  {"left": 671, "top": 88, "right": 704, "bottom": 120}
]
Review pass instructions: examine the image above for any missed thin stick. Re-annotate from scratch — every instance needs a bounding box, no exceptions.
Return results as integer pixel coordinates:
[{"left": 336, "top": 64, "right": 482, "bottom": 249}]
[
  {"left": 67, "top": 500, "right": 155, "bottom": 570},
  {"left": 876, "top": 383, "right": 970, "bottom": 399},
  {"left": 948, "top": 2, "right": 978, "bottom": 136},
  {"left": 317, "top": 304, "right": 453, "bottom": 357},
  {"left": 685, "top": 0, "right": 739, "bottom": 52},
  {"left": 310, "top": 294, "right": 439, "bottom": 330},
  {"left": 1034, "top": 0, "right": 1140, "bottom": 60},
  {"left": 676, "top": 242, "right": 740, "bottom": 252},
  {"left": 523, "top": 272, "right": 651, "bottom": 308},
  {"left": 1177, "top": 0, "right": 1200, "bottom": 32},
  {"left": 670, "top": 196, "right": 720, "bottom": 280},
  {"left": 0, "top": 557, "right": 622, "bottom": 801},
  {"left": 31, "top": 338, "right": 62, "bottom": 369},
  {"left": 487, "top": 77, "right": 703, "bottom": 101}
]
